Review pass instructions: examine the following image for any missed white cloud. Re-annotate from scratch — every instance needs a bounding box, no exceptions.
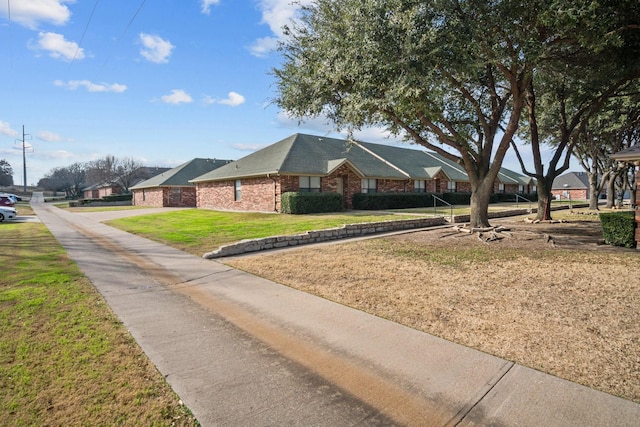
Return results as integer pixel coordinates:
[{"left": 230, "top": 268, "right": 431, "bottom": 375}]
[
  {"left": 139, "top": 33, "right": 174, "bottom": 64},
  {"left": 232, "top": 143, "right": 269, "bottom": 152},
  {"left": 54, "top": 80, "right": 127, "bottom": 93},
  {"left": 37, "top": 131, "right": 65, "bottom": 142},
  {"left": 0, "top": 121, "right": 19, "bottom": 137},
  {"left": 250, "top": 0, "right": 313, "bottom": 57},
  {"left": 218, "top": 92, "right": 245, "bottom": 107},
  {"left": 200, "top": 0, "right": 220, "bottom": 15},
  {"left": 34, "top": 32, "right": 84, "bottom": 61},
  {"left": 2, "top": 0, "right": 73, "bottom": 29},
  {"left": 160, "top": 89, "right": 193, "bottom": 104},
  {"left": 249, "top": 36, "right": 279, "bottom": 58}
]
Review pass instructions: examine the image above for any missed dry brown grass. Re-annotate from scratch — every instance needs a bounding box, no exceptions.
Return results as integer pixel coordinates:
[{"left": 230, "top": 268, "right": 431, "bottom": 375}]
[{"left": 226, "top": 215, "right": 640, "bottom": 403}]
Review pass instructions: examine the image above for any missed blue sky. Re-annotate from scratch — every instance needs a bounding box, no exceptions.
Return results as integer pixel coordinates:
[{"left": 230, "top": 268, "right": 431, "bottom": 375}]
[{"left": 0, "top": 0, "right": 565, "bottom": 186}]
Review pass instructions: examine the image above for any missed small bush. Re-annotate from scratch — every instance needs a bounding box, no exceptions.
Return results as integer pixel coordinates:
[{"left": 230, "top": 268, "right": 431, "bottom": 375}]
[
  {"left": 600, "top": 211, "right": 636, "bottom": 248},
  {"left": 352, "top": 192, "right": 443, "bottom": 210},
  {"left": 441, "top": 192, "right": 472, "bottom": 205},
  {"left": 102, "top": 194, "right": 132, "bottom": 202},
  {"left": 281, "top": 192, "right": 343, "bottom": 214}
]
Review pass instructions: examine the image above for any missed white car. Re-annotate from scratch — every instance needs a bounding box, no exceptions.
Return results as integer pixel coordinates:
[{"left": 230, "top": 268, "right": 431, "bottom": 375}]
[{"left": 0, "top": 206, "right": 17, "bottom": 222}]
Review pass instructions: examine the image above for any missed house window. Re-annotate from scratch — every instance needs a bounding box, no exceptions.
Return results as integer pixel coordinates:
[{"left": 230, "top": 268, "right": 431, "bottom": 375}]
[
  {"left": 447, "top": 181, "right": 457, "bottom": 192},
  {"left": 142, "top": 189, "right": 146, "bottom": 201},
  {"left": 498, "top": 183, "right": 505, "bottom": 193},
  {"left": 299, "top": 176, "right": 321, "bottom": 192},
  {"left": 414, "top": 180, "right": 426, "bottom": 193},
  {"left": 361, "top": 178, "right": 377, "bottom": 193},
  {"left": 234, "top": 179, "right": 241, "bottom": 201},
  {"left": 519, "top": 185, "right": 525, "bottom": 193}
]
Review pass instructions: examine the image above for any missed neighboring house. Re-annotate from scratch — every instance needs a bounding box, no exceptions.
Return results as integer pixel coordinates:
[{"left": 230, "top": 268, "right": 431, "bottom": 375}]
[
  {"left": 131, "top": 158, "right": 232, "bottom": 207},
  {"left": 551, "top": 172, "right": 592, "bottom": 200},
  {"left": 82, "top": 166, "right": 171, "bottom": 199},
  {"left": 82, "top": 181, "right": 122, "bottom": 199},
  {"left": 190, "top": 133, "right": 534, "bottom": 212}
]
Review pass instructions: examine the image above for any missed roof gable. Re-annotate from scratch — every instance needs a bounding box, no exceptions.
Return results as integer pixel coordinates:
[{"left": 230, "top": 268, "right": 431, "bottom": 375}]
[
  {"left": 131, "top": 158, "right": 232, "bottom": 190},
  {"left": 551, "top": 172, "right": 590, "bottom": 190},
  {"left": 191, "top": 133, "right": 408, "bottom": 182}
]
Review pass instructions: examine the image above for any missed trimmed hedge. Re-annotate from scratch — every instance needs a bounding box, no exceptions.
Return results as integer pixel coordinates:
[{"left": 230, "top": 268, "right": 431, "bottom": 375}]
[
  {"left": 281, "top": 192, "right": 343, "bottom": 214},
  {"left": 352, "top": 192, "right": 443, "bottom": 210},
  {"left": 600, "top": 211, "right": 636, "bottom": 248},
  {"left": 352, "top": 191, "right": 536, "bottom": 210},
  {"left": 78, "top": 194, "right": 132, "bottom": 205}
]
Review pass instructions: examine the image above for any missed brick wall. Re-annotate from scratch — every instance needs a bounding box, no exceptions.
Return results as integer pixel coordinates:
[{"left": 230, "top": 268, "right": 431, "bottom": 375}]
[
  {"left": 197, "top": 178, "right": 280, "bottom": 212},
  {"left": 378, "top": 179, "right": 411, "bottom": 193},
  {"left": 551, "top": 189, "right": 588, "bottom": 200},
  {"left": 133, "top": 188, "right": 163, "bottom": 207}
]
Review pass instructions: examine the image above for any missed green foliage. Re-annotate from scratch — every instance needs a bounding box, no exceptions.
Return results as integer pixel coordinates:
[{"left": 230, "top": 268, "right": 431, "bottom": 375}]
[
  {"left": 599, "top": 211, "right": 636, "bottom": 248},
  {"left": 352, "top": 192, "right": 539, "bottom": 209},
  {"left": 0, "top": 159, "right": 13, "bottom": 186},
  {"left": 79, "top": 194, "right": 132, "bottom": 205},
  {"left": 281, "top": 191, "right": 343, "bottom": 214},
  {"left": 352, "top": 192, "right": 441, "bottom": 210},
  {"left": 101, "top": 194, "right": 132, "bottom": 202},
  {"left": 490, "top": 192, "right": 539, "bottom": 203}
]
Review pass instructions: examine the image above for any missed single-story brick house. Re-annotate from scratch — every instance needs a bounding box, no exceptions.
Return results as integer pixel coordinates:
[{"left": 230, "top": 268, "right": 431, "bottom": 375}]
[
  {"left": 131, "top": 158, "right": 232, "bottom": 207},
  {"left": 82, "top": 181, "right": 122, "bottom": 199},
  {"left": 551, "top": 172, "right": 592, "bottom": 201},
  {"left": 190, "top": 133, "right": 534, "bottom": 212},
  {"left": 82, "top": 166, "right": 170, "bottom": 199}
]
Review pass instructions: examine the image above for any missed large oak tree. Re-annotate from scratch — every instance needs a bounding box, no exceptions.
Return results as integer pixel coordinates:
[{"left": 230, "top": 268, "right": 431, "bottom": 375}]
[{"left": 274, "top": 0, "right": 546, "bottom": 227}]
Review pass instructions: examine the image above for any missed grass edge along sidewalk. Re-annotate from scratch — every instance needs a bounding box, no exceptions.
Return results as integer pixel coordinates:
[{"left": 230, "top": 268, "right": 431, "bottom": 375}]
[{"left": 0, "top": 222, "right": 198, "bottom": 426}]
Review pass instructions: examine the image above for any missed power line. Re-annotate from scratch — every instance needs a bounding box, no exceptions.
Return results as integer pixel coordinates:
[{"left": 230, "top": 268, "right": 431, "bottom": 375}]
[
  {"left": 101, "top": 0, "right": 147, "bottom": 69},
  {"left": 68, "top": 0, "right": 101, "bottom": 72}
]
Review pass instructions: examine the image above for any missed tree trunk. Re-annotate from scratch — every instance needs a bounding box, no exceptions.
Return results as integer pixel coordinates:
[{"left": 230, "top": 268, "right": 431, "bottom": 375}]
[
  {"left": 468, "top": 180, "right": 493, "bottom": 228},
  {"left": 606, "top": 175, "right": 616, "bottom": 208},
  {"left": 588, "top": 172, "right": 600, "bottom": 210},
  {"left": 535, "top": 177, "right": 553, "bottom": 221}
]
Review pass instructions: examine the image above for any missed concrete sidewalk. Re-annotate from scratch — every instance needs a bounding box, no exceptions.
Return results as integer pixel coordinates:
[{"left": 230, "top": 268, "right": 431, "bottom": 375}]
[{"left": 31, "top": 195, "right": 640, "bottom": 426}]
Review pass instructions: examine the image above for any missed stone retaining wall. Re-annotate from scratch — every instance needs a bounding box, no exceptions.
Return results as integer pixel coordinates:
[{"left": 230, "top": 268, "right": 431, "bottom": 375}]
[{"left": 203, "top": 216, "right": 447, "bottom": 259}]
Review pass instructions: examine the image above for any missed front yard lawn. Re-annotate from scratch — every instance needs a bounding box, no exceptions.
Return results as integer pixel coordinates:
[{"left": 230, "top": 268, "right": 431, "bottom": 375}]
[{"left": 106, "top": 209, "right": 423, "bottom": 255}]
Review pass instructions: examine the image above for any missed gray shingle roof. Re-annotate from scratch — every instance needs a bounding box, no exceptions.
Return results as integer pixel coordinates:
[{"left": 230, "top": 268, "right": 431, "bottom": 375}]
[
  {"left": 190, "top": 133, "right": 530, "bottom": 185},
  {"left": 131, "top": 158, "right": 232, "bottom": 190},
  {"left": 610, "top": 145, "right": 640, "bottom": 161},
  {"left": 191, "top": 134, "right": 406, "bottom": 182},
  {"left": 551, "top": 172, "right": 590, "bottom": 190}
]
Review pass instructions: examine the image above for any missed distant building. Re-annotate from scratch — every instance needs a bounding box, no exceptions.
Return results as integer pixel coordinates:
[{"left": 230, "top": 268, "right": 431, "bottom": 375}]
[
  {"left": 551, "top": 172, "right": 593, "bottom": 200},
  {"left": 131, "top": 158, "right": 232, "bottom": 207}
]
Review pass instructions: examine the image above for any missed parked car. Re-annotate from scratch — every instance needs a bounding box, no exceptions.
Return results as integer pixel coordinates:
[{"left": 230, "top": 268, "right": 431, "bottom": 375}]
[
  {"left": 0, "top": 193, "right": 20, "bottom": 202},
  {"left": 0, "top": 195, "right": 15, "bottom": 207},
  {"left": 0, "top": 206, "right": 17, "bottom": 221}
]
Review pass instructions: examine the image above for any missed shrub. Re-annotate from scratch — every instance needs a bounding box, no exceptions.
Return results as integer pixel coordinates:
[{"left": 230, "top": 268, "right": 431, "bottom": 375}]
[
  {"left": 441, "top": 192, "right": 472, "bottom": 205},
  {"left": 599, "top": 211, "right": 636, "bottom": 248},
  {"left": 101, "top": 194, "right": 132, "bottom": 202},
  {"left": 281, "top": 192, "right": 343, "bottom": 214},
  {"left": 352, "top": 192, "right": 444, "bottom": 210},
  {"left": 490, "top": 192, "right": 539, "bottom": 203}
]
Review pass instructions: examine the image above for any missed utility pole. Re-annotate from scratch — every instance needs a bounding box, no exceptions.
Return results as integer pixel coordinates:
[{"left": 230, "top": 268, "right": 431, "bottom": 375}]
[
  {"left": 16, "top": 125, "right": 32, "bottom": 193},
  {"left": 22, "top": 126, "right": 27, "bottom": 193}
]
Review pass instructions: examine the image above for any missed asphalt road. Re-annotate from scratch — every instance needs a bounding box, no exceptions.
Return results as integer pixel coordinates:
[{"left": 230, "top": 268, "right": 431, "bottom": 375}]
[{"left": 30, "top": 193, "right": 640, "bottom": 426}]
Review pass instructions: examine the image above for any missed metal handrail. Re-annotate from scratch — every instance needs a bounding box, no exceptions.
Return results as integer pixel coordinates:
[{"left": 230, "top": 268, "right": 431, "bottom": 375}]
[
  {"left": 433, "top": 195, "right": 453, "bottom": 220},
  {"left": 515, "top": 194, "right": 532, "bottom": 211}
]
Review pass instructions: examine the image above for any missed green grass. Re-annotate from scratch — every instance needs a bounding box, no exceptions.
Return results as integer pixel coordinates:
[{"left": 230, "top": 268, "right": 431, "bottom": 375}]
[
  {"left": 106, "top": 209, "right": 425, "bottom": 255},
  {"left": 0, "top": 223, "right": 197, "bottom": 426}
]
